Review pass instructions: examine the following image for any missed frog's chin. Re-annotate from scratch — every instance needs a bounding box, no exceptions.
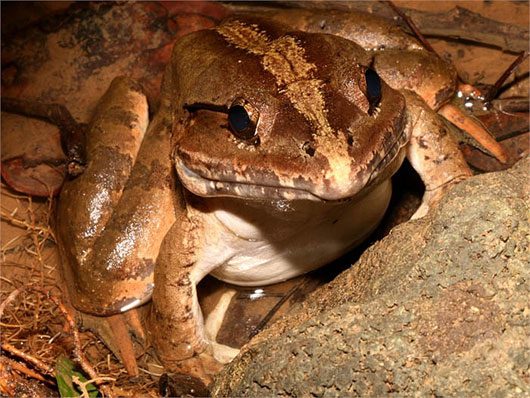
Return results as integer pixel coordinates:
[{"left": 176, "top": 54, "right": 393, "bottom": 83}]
[{"left": 175, "top": 158, "right": 326, "bottom": 202}]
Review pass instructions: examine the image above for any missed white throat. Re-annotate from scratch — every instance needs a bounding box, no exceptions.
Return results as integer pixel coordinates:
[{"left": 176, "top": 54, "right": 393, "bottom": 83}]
[{"left": 191, "top": 180, "right": 392, "bottom": 286}]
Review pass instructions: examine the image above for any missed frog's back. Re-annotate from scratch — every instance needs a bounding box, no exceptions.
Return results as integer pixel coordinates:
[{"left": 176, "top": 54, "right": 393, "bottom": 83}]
[{"left": 242, "top": 9, "right": 424, "bottom": 52}]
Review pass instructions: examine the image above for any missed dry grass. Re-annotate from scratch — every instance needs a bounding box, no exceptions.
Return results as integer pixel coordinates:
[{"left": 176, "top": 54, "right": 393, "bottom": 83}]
[{"left": 0, "top": 183, "right": 159, "bottom": 397}]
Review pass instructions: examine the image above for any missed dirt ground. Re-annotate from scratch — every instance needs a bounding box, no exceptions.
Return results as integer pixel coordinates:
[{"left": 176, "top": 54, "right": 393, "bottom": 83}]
[{"left": 1, "top": 1, "right": 528, "bottom": 397}]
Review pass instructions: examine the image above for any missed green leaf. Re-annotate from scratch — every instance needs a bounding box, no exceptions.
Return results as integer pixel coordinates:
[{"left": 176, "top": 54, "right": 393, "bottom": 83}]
[{"left": 55, "top": 356, "right": 98, "bottom": 398}]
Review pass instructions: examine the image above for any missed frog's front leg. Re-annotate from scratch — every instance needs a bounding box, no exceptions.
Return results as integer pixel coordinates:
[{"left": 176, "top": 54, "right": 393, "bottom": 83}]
[
  {"left": 148, "top": 202, "right": 238, "bottom": 386},
  {"left": 402, "top": 91, "right": 473, "bottom": 219}
]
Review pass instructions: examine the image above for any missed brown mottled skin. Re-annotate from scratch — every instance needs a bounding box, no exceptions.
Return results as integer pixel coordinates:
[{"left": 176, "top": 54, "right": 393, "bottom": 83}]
[{"left": 57, "top": 10, "right": 471, "bottom": 385}]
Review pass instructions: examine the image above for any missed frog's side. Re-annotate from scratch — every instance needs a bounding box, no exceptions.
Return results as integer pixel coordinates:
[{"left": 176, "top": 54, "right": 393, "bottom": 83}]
[{"left": 57, "top": 11, "right": 471, "bottom": 384}]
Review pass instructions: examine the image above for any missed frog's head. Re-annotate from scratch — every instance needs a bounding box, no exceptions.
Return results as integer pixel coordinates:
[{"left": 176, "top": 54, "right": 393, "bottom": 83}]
[{"left": 171, "top": 17, "right": 407, "bottom": 201}]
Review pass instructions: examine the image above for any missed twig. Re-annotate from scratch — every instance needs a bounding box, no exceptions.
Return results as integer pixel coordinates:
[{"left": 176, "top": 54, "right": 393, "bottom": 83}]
[
  {"left": 2, "top": 287, "right": 115, "bottom": 397},
  {"left": 0, "top": 287, "right": 25, "bottom": 320},
  {"left": 0, "top": 356, "right": 52, "bottom": 384},
  {"left": 492, "top": 98, "right": 530, "bottom": 114},
  {"left": 484, "top": 51, "right": 529, "bottom": 103},
  {"left": 73, "top": 375, "right": 116, "bottom": 398},
  {"left": 249, "top": 282, "right": 305, "bottom": 338},
  {"left": 1, "top": 343, "right": 54, "bottom": 376},
  {"left": 382, "top": 1, "right": 435, "bottom": 53},
  {"left": 44, "top": 292, "right": 115, "bottom": 398},
  {"left": 1, "top": 97, "right": 86, "bottom": 176},
  {"left": 0, "top": 209, "right": 51, "bottom": 235}
]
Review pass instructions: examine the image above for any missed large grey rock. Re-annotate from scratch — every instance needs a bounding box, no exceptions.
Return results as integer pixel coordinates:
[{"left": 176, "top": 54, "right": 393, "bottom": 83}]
[{"left": 212, "top": 158, "right": 529, "bottom": 397}]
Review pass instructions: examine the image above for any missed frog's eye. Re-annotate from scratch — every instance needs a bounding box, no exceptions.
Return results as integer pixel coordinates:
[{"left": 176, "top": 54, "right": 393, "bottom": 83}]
[
  {"left": 228, "top": 99, "right": 259, "bottom": 141},
  {"left": 365, "top": 67, "right": 381, "bottom": 115}
]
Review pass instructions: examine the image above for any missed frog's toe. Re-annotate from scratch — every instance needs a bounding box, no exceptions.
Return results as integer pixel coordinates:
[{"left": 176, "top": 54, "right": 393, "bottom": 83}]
[
  {"left": 210, "top": 341, "right": 240, "bottom": 364},
  {"left": 412, "top": 188, "right": 445, "bottom": 219},
  {"left": 78, "top": 311, "right": 146, "bottom": 376},
  {"left": 162, "top": 350, "right": 224, "bottom": 388},
  {"left": 412, "top": 177, "right": 468, "bottom": 219}
]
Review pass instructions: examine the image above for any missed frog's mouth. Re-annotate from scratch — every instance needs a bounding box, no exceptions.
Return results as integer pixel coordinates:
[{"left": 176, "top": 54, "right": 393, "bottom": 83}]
[
  {"left": 175, "top": 120, "right": 407, "bottom": 202},
  {"left": 175, "top": 158, "right": 324, "bottom": 201}
]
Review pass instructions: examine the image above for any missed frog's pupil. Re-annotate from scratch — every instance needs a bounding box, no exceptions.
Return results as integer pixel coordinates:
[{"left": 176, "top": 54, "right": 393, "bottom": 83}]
[
  {"left": 229, "top": 105, "right": 251, "bottom": 133},
  {"left": 365, "top": 68, "right": 381, "bottom": 114}
]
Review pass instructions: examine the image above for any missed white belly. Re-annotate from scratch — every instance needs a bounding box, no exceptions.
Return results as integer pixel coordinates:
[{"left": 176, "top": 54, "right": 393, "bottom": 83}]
[{"left": 191, "top": 180, "right": 392, "bottom": 286}]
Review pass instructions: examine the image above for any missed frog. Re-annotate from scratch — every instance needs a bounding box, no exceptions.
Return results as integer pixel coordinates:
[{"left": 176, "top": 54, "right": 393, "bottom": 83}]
[{"left": 56, "top": 10, "right": 474, "bottom": 385}]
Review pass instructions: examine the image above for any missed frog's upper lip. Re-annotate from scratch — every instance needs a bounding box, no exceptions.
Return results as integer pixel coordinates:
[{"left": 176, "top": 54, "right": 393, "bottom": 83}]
[
  {"left": 175, "top": 158, "right": 324, "bottom": 201},
  {"left": 175, "top": 123, "right": 408, "bottom": 201}
]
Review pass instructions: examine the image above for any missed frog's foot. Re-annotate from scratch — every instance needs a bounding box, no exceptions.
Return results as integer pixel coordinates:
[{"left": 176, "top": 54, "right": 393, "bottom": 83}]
[
  {"left": 78, "top": 310, "right": 146, "bottom": 376},
  {"left": 412, "top": 178, "right": 465, "bottom": 219},
  {"left": 159, "top": 346, "right": 224, "bottom": 389},
  {"left": 210, "top": 341, "right": 240, "bottom": 364},
  {"left": 439, "top": 103, "right": 508, "bottom": 164},
  {"left": 160, "top": 352, "right": 222, "bottom": 397}
]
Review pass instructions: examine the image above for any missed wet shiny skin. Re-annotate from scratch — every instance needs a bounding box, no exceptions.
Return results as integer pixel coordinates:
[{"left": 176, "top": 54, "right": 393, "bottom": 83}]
[{"left": 57, "top": 10, "right": 471, "bottom": 383}]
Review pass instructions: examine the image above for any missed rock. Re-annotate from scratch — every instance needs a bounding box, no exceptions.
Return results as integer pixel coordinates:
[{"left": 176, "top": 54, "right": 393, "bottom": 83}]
[{"left": 212, "top": 158, "right": 529, "bottom": 397}]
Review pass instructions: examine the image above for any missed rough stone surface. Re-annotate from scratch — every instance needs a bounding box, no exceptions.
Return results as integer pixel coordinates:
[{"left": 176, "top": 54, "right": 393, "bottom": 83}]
[{"left": 212, "top": 158, "right": 530, "bottom": 397}]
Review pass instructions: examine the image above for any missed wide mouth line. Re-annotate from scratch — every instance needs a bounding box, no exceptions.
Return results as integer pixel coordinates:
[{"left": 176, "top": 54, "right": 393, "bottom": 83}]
[
  {"left": 175, "top": 123, "right": 406, "bottom": 201},
  {"left": 176, "top": 158, "right": 325, "bottom": 201}
]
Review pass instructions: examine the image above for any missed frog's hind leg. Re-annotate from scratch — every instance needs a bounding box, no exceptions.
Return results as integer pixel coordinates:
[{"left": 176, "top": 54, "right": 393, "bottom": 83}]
[
  {"left": 373, "top": 50, "right": 507, "bottom": 164},
  {"left": 57, "top": 76, "right": 176, "bottom": 374},
  {"left": 402, "top": 91, "right": 473, "bottom": 219}
]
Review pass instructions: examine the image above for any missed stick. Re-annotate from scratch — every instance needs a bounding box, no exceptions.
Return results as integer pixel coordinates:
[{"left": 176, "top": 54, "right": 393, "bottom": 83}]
[
  {"left": 249, "top": 282, "right": 305, "bottom": 339},
  {"left": 44, "top": 292, "right": 115, "bottom": 398},
  {"left": 0, "top": 287, "right": 25, "bottom": 320},
  {"left": 1, "top": 356, "right": 50, "bottom": 383},
  {"left": 383, "top": 1, "right": 436, "bottom": 53},
  {"left": 1, "top": 343, "right": 54, "bottom": 376},
  {"left": 484, "top": 51, "right": 529, "bottom": 103}
]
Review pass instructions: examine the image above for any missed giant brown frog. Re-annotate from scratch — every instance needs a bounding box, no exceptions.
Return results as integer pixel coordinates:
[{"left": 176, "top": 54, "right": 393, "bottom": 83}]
[{"left": 57, "top": 10, "right": 473, "bottom": 384}]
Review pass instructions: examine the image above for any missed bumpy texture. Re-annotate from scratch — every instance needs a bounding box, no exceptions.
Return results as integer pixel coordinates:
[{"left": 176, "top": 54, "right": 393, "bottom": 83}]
[{"left": 212, "top": 158, "right": 529, "bottom": 397}]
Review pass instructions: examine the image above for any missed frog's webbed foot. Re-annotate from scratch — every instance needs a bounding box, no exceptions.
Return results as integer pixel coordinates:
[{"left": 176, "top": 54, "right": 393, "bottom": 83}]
[
  {"left": 438, "top": 103, "right": 508, "bottom": 164},
  {"left": 159, "top": 353, "right": 222, "bottom": 397},
  {"left": 148, "top": 290, "right": 237, "bottom": 386},
  {"left": 78, "top": 310, "right": 146, "bottom": 376},
  {"left": 148, "top": 342, "right": 228, "bottom": 387}
]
